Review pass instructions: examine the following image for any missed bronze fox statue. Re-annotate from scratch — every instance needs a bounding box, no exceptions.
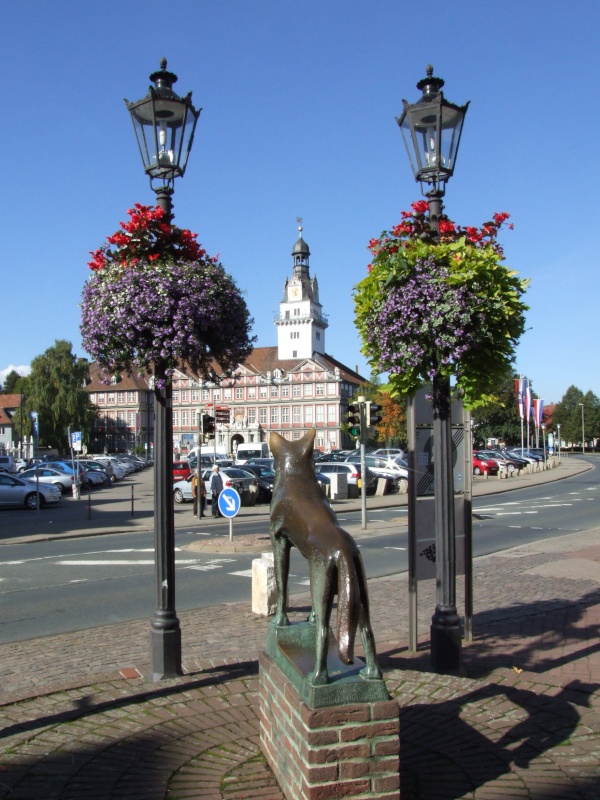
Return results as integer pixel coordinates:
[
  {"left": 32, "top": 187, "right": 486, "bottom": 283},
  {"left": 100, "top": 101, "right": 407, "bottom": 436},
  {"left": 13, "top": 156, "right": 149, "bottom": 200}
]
[{"left": 269, "top": 430, "right": 382, "bottom": 685}]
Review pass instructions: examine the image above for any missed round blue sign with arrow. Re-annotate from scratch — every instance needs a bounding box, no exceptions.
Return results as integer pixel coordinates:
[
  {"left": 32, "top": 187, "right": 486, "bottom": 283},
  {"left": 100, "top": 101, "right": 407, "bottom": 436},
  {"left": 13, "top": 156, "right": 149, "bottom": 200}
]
[{"left": 218, "top": 487, "right": 241, "bottom": 518}]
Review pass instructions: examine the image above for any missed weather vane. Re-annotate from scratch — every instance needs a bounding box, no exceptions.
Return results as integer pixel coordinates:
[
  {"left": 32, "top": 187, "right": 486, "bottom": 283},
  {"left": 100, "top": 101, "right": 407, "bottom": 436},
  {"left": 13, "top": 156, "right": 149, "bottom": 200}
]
[{"left": 296, "top": 216, "right": 303, "bottom": 233}]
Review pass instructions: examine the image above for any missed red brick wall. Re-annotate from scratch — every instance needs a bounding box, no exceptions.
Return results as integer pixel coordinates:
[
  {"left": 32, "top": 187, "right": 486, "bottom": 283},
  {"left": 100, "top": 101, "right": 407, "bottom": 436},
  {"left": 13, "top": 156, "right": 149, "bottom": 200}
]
[{"left": 259, "top": 652, "right": 400, "bottom": 799}]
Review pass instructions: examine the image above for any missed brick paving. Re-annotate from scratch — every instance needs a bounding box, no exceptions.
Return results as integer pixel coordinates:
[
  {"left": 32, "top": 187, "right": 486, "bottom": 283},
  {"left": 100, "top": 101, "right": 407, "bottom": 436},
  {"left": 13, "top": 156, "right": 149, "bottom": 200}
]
[{"left": 1, "top": 460, "right": 599, "bottom": 798}]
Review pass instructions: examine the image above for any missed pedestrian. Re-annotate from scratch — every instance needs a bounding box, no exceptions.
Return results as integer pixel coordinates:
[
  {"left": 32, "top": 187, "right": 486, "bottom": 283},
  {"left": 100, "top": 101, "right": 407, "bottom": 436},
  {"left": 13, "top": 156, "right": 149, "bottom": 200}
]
[
  {"left": 210, "top": 464, "right": 223, "bottom": 517},
  {"left": 191, "top": 468, "right": 199, "bottom": 516},
  {"left": 199, "top": 474, "right": 207, "bottom": 518}
]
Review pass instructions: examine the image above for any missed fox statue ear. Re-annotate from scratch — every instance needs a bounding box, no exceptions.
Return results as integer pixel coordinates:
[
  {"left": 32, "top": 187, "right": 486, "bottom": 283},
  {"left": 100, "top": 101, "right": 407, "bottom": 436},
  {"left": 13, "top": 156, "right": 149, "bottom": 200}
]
[
  {"left": 269, "top": 432, "right": 285, "bottom": 455},
  {"left": 299, "top": 429, "right": 316, "bottom": 459}
]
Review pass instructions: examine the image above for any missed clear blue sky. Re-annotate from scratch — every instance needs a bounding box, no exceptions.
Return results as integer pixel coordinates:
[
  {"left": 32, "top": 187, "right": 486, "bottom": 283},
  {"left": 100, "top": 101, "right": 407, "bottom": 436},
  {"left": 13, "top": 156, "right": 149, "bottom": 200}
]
[{"left": 1, "top": 0, "right": 597, "bottom": 405}]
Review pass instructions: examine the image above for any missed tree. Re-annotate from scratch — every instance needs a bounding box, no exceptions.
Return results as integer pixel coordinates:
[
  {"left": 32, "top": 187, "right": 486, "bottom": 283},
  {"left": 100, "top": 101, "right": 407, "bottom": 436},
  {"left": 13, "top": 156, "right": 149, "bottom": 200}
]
[
  {"left": 374, "top": 388, "right": 407, "bottom": 447},
  {"left": 26, "top": 340, "right": 96, "bottom": 451},
  {"left": 1, "top": 369, "right": 23, "bottom": 395},
  {"left": 471, "top": 370, "right": 524, "bottom": 447},
  {"left": 552, "top": 385, "right": 585, "bottom": 447}
]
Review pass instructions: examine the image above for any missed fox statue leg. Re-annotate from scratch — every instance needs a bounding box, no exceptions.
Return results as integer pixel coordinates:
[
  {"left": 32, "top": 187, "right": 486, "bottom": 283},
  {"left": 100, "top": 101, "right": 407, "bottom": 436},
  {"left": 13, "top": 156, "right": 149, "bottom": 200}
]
[
  {"left": 308, "top": 562, "right": 336, "bottom": 685},
  {"left": 358, "top": 610, "right": 383, "bottom": 680},
  {"left": 271, "top": 532, "right": 291, "bottom": 628}
]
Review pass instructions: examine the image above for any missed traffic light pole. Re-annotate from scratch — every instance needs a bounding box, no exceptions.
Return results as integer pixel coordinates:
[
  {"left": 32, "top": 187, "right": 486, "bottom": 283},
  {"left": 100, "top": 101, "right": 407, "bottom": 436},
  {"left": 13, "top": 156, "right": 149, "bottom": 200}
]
[{"left": 359, "top": 397, "right": 367, "bottom": 530}]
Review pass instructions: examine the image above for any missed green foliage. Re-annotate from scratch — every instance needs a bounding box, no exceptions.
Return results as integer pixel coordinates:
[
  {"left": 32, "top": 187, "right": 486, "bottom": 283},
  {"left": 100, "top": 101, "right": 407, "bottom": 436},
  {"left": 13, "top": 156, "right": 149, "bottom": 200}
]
[
  {"left": 354, "top": 207, "right": 529, "bottom": 409},
  {"left": 471, "top": 370, "right": 525, "bottom": 446},
  {"left": 26, "top": 340, "right": 96, "bottom": 451},
  {"left": 1, "top": 369, "right": 24, "bottom": 395},
  {"left": 552, "top": 386, "right": 600, "bottom": 446}
]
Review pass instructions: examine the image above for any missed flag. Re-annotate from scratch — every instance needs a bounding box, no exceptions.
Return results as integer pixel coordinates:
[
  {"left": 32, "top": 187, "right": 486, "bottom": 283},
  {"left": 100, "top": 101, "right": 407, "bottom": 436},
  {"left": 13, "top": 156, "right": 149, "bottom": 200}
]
[
  {"left": 532, "top": 398, "right": 544, "bottom": 429},
  {"left": 515, "top": 377, "right": 526, "bottom": 419},
  {"left": 525, "top": 383, "right": 533, "bottom": 421}
]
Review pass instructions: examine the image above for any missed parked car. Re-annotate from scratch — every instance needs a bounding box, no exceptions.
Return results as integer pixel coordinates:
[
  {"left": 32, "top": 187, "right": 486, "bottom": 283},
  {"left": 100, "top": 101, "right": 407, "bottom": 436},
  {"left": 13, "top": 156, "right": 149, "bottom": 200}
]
[
  {"left": 316, "top": 462, "right": 377, "bottom": 495},
  {"left": 41, "top": 461, "right": 91, "bottom": 490},
  {"left": 476, "top": 450, "right": 527, "bottom": 475},
  {"left": 345, "top": 453, "right": 408, "bottom": 486},
  {"left": 172, "top": 461, "right": 192, "bottom": 481},
  {"left": 472, "top": 454, "right": 500, "bottom": 476},
  {"left": 237, "top": 464, "right": 275, "bottom": 504},
  {"left": 0, "top": 472, "right": 61, "bottom": 509},
  {"left": 506, "top": 448, "right": 543, "bottom": 463},
  {"left": 19, "top": 466, "right": 75, "bottom": 494},
  {"left": 0, "top": 455, "right": 16, "bottom": 473},
  {"left": 92, "top": 457, "right": 126, "bottom": 481},
  {"left": 173, "top": 467, "right": 259, "bottom": 505},
  {"left": 372, "top": 448, "right": 406, "bottom": 460}
]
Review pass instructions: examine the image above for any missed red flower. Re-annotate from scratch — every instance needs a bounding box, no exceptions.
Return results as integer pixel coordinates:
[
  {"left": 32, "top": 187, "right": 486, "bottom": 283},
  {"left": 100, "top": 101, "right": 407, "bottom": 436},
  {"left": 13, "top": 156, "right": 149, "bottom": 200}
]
[
  {"left": 439, "top": 219, "right": 456, "bottom": 235},
  {"left": 411, "top": 200, "right": 429, "bottom": 214},
  {"left": 148, "top": 253, "right": 160, "bottom": 262},
  {"left": 493, "top": 212, "right": 510, "bottom": 226}
]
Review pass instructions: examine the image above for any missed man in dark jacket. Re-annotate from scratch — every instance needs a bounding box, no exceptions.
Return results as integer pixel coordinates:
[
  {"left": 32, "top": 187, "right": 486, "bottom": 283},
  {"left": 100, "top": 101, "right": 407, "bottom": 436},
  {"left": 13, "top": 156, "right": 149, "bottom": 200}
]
[{"left": 210, "top": 465, "right": 224, "bottom": 517}]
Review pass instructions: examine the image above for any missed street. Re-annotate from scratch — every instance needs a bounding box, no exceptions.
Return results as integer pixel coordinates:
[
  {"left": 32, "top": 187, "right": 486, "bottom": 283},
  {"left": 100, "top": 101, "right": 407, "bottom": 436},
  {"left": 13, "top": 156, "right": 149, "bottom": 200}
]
[{"left": 0, "top": 458, "right": 597, "bottom": 644}]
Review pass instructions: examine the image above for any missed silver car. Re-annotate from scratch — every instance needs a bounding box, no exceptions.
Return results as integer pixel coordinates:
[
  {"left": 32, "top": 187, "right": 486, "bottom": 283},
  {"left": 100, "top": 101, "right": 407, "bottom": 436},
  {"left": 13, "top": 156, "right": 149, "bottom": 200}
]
[
  {"left": 0, "top": 473, "right": 61, "bottom": 509},
  {"left": 20, "top": 466, "right": 74, "bottom": 495}
]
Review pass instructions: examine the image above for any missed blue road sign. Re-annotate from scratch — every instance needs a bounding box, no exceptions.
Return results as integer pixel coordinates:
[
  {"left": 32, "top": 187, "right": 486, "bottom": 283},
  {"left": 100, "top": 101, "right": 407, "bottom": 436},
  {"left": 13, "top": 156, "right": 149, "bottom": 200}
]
[{"left": 218, "top": 487, "right": 241, "bottom": 518}]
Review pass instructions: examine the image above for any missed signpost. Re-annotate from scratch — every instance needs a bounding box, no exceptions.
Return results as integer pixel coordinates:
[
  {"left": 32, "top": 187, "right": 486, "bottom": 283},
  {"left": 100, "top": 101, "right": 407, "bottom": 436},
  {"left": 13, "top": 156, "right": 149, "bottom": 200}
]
[{"left": 218, "top": 486, "right": 241, "bottom": 541}]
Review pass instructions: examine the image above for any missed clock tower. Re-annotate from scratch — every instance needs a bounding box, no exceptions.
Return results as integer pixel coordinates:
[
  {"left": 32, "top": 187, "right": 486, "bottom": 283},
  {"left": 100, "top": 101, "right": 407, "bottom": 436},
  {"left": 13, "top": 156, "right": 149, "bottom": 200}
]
[{"left": 276, "top": 226, "right": 328, "bottom": 359}]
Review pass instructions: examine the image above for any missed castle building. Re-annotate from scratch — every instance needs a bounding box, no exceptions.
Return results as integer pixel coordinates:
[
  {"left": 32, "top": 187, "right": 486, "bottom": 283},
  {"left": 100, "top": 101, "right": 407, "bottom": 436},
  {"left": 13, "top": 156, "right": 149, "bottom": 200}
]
[{"left": 85, "top": 228, "right": 365, "bottom": 455}]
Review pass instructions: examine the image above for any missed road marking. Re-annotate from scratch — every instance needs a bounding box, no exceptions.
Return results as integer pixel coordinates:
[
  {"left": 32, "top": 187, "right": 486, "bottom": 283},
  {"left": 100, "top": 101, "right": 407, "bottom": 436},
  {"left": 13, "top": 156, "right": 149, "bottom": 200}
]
[
  {"left": 385, "top": 546, "right": 406, "bottom": 551},
  {"left": 185, "top": 565, "right": 223, "bottom": 571},
  {"left": 229, "top": 570, "right": 253, "bottom": 577},
  {"left": 56, "top": 559, "right": 203, "bottom": 566}
]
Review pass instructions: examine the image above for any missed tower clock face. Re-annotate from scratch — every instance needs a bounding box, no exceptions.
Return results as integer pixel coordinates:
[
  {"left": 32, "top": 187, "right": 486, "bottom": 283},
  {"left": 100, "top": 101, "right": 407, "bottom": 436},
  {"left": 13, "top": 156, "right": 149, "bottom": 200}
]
[{"left": 289, "top": 285, "right": 301, "bottom": 300}]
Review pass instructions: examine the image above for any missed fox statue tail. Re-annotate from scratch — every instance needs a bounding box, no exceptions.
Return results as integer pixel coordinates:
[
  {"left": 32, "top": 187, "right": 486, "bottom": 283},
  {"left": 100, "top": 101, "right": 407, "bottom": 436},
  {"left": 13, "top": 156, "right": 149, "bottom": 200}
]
[{"left": 336, "top": 553, "right": 361, "bottom": 664}]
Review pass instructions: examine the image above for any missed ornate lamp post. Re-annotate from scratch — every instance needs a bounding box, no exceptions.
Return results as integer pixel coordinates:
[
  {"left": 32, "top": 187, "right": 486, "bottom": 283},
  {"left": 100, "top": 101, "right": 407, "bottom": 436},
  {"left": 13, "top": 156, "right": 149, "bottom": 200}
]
[
  {"left": 125, "top": 60, "right": 201, "bottom": 680},
  {"left": 397, "top": 66, "right": 469, "bottom": 673}
]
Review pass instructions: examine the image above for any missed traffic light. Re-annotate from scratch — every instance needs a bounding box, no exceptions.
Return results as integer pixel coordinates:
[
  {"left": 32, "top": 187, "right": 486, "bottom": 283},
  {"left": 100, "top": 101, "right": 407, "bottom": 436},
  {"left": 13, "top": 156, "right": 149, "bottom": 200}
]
[
  {"left": 215, "top": 407, "right": 231, "bottom": 424},
  {"left": 347, "top": 403, "right": 361, "bottom": 438},
  {"left": 202, "top": 414, "right": 215, "bottom": 436},
  {"left": 369, "top": 402, "right": 382, "bottom": 427}
]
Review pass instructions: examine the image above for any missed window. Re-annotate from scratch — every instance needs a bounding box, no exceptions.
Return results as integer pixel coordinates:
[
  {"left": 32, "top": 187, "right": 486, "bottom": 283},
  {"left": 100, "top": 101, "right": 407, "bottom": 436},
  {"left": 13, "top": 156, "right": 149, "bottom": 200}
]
[
  {"left": 181, "top": 391, "right": 189, "bottom": 402},
  {"left": 327, "top": 405, "right": 336, "bottom": 422},
  {"left": 127, "top": 391, "right": 137, "bottom": 402},
  {"left": 98, "top": 393, "right": 105, "bottom": 404},
  {"left": 213, "top": 390, "right": 221, "bottom": 401},
  {"left": 248, "top": 387, "right": 256, "bottom": 398},
  {"left": 224, "top": 388, "right": 232, "bottom": 400},
  {"left": 173, "top": 411, "right": 179, "bottom": 427},
  {"left": 236, "top": 388, "right": 243, "bottom": 399},
  {"left": 128, "top": 411, "right": 136, "bottom": 426},
  {"left": 327, "top": 383, "right": 337, "bottom": 396},
  {"left": 293, "top": 431, "right": 302, "bottom": 440},
  {"left": 294, "top": 308, "right": 301, "bottom": 316},
  {"left": 117, "top": 392, "right": 125, "bottom": 403},
  {"left": 281, "top": 407, "right": 289, "bottom": 423},
  {"left": 248, "top": 408, "right": 256, "bottom": 424},
  {"left": 304, "top": 384, "right": 313, "bottom": 397},
  {"left": 202, "top": 389, "right": 209, "bottom": 401},
  {"left": 290, "top": 331, "right": 300, "bottom": 339},
  {"left": 271, "top": 407, "right": 279, "bottom": 423},
  {"left": 316, "top": 384, "right": 324, "bottom": 395},
  {"left": 173, "top": 390, "right": 179, "bottom": 401},
  {"left": 304, "top": 407, "right": 314, "bottom": 423},
  {"left": 108, "top": 392, "right": 115, "bottom": 404},
  {"left": 192, "top": 390, "right": 199, "bottom": 401},
  {"left": 292, "top": 384, "right": 301, "bottom": 397},
  {"left": 259, "top": 408, "right": 267, "bottom": 424},
  {"left": 260, "top": 386, "right": 268, "bottom": 398},
  {"left": 316, "top": 405, "right": 325, "bottom": 423},
  {"left": 118, "top": 411, "right": 126, "bottom": 422},
  {"left": 316, "top": 434, "right": 324, "bottom": 448},
  {"left": 181, "top": 411, "right": 189, "bottom": 426},
  {"left": 192, "top": 411, "right": 198, "bottom": 426},
  {"left": 281, "top": 385, "right": 289, "bottom": 397},
  {"left": 292, "top": 406, "right": 301, "bottom": 423},
  {"left": 292, "top": 350, "right": 297, "bottom": 357},
  {"left": 316, "top": 332, "right": 321, "bottom": 341},
  {"left": 271, "top": 385, "right": 278, "bottom": 397}
]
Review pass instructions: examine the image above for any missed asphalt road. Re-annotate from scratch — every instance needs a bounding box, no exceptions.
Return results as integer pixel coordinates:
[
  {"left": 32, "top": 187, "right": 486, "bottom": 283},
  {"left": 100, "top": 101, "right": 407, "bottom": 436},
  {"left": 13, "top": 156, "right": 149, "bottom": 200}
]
[{"left": 0, "top": 459, "right": 597, "bottom": 644}]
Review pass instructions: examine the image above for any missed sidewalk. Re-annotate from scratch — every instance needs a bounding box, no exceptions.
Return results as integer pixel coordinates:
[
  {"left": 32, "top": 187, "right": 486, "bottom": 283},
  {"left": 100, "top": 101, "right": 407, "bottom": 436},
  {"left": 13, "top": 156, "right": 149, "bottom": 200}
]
[{"left": 0, "top": 460, "right": 599, "bottom": 798}]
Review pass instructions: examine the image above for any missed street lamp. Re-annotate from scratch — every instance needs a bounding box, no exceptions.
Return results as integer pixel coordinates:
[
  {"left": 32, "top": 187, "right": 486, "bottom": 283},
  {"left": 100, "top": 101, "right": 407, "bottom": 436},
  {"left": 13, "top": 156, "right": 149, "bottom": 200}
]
[
  {"left": 125, "top": 60, "right": 200, "bottom": 681},
  {"left": 579, "top": 403, "right": 585, "bottom": 454},
  {"left": 397, "top": 65, "right": 469, "bottom": 229},
  {"left": 398, "top": 67, "right": 469, "bottom": 673}
]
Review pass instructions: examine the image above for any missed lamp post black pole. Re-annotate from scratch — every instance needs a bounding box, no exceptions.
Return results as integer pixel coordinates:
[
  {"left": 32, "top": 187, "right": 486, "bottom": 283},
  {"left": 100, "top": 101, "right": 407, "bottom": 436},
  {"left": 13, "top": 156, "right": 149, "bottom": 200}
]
[
  {"left": 126, "top": 61, "right": 200, "bottom": 681},
  {"left": 397, "top": 67, "right": 469, "bottom": 673},
  {"left": 149, "top": 187, "right": 182, "bottom": 681}
]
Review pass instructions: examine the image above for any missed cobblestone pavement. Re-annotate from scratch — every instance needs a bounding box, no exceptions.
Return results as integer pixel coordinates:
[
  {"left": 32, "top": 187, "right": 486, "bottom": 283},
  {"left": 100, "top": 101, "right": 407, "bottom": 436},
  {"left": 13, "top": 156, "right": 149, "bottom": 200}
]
[{"left": 1, "top": 463, "right": 599, "bottom": 798}]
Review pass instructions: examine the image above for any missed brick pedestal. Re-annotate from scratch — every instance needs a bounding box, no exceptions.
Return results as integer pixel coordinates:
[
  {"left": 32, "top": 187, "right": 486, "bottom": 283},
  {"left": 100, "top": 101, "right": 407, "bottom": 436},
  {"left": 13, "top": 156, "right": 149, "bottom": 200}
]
[{"left": 259, "top": 652, "right": 400, "bottom": 800}]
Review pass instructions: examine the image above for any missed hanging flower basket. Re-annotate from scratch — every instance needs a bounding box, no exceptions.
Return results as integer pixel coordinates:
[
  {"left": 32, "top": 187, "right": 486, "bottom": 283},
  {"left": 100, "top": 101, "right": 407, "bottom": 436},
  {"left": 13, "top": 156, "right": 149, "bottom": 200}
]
[
  {"left": 81, "top": 204, "right": 255, "bottom": 387},
  {"left": 354, "top": 202, "right": 529, "bottom": 408}
]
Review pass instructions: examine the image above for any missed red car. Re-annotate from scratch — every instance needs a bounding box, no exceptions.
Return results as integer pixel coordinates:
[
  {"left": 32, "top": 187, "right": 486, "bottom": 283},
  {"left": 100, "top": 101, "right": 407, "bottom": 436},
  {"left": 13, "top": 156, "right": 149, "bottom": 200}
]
[
  {"left": 473, "top": 453, "right": 499, "bottom": 476},
  {"left": 172, "top": 461, "right": 192, "bottom": 481}
]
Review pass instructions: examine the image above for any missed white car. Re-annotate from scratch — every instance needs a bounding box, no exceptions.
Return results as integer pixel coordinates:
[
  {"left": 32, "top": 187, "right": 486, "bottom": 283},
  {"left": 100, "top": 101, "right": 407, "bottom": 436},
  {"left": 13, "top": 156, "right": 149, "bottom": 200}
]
[
  {"left": 20, "top": 466, "right": 74, "bottom": 494},
  {"left": 0, "top": 472, "right": 61, "bottom": 509}
]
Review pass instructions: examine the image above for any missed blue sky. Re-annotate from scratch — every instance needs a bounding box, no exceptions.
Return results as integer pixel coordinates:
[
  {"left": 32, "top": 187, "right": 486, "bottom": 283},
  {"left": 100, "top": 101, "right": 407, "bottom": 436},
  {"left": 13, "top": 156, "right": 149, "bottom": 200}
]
[{"left": 1, "top": 0, "right": 597, "bottom": 405}]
